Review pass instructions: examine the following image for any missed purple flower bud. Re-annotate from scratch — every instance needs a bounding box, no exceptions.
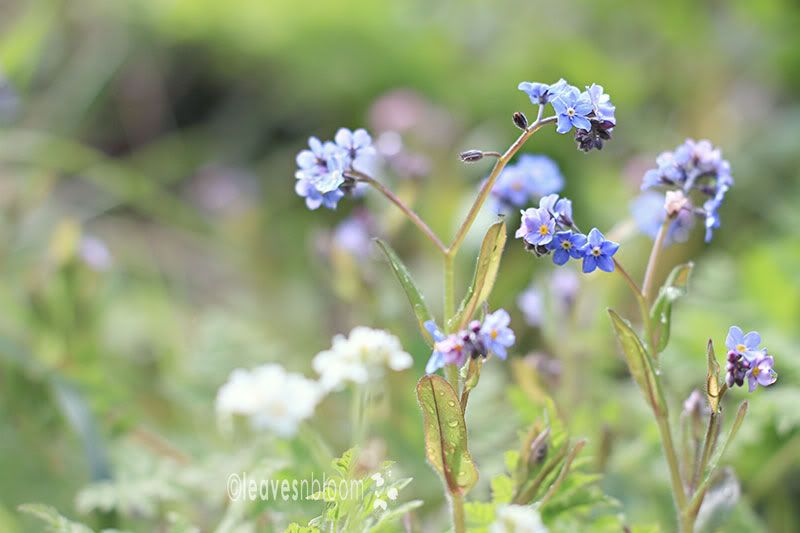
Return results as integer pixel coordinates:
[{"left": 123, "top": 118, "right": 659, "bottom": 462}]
[
  {"left": 459, "top": 150, "right": 484, "bottom": 163},
  {"left": 513, "top": 111, "right": 528, "bottom": 130}
]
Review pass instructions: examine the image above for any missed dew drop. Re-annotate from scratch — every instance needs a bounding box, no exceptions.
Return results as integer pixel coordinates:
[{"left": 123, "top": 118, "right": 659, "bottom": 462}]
[
  {"left": 448, "top": 420, "right": 459, "bottom": 428},
  {"left": 447, "top": 400, "right": 456, "bottom": 407}
]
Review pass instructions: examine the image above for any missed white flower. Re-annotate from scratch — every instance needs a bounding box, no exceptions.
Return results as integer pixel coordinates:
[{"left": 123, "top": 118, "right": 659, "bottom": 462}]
[
  {"left": 371, "top": 472, "right": 385, "bottom": 487},
  {"left": 215, "top": 364, "right": 324, "bottom": 437},
  {"left": 313, "top": 327, "right": 413, "bottom": 390},
  {"left": 489, "top": 505, "right": 548, "bottom": 533},
  {"left": 373, "top": 498, "right": 387, "bottom": 511},
  {"left": 387, "top": 487, "right": 398, "bottom": 501}
]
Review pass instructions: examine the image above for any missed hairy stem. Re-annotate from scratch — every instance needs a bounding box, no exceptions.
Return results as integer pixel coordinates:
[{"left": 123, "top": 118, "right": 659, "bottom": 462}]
[
  {"left": 642, "top": 220, "right": 669, "bottom": 302},
  {"left": 443, "top": 253, "right": 460, "bottom": 394},
  {"left": 655, "top": 409, "right": 689, "bottom": 526},
  {"left": 450, "top": 493, "right": 466, "bottom": 533},
  {"left": 348, "top": 170, "right": 447, "bottom": 253},
  {"left": 447, "top": 116, "right": 557, "bottom": 256}
]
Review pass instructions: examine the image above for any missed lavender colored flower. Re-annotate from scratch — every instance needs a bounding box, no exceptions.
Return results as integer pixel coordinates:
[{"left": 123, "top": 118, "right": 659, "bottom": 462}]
[
  {"left": 518, "top": 80, "right": 567, "bottom": 106},
  {"left": 580, "top": 228, "right": 619, "bottom": 273},
  {"left": 295, "top": 178, "right": 345, "bottom": 210},
  {"left": 479, "top": 309, "right": 515, "bottom": 359},
  {"left": 424, "top": 321, "right": 467, "bottom": 373},
  {"left": 295, "top": 137, "right": 345, "bottom": 193},
  {"left": 630, "top": 192, "right": 694, "bottom": 245},
  {"left": 725, "top": 326, "right": 763, "bottom": 361},
  {"left": 517, "top": 286, "right": 543, "bottom": 327},
  {"left": 747, "top": 352, "right": 778, "bottom": 392},
  {"left": 640, "top": 139, "right": 733, "bottom": 242},
  {"left": 547, "top": 230, "right": 587, "bottom": 265},
  {"left": 582, "top": 84, "right": 616, "bottom": 122},
  {"left": 491, "top": 155, "right": 564, "bottom": 212},
  {"left": 334, "top": 127, "right": 376, "bottom": 168},
  {"left": 515, "top": 207, "right": 556, "bottom": 246},
  {"left": 551, "top": 85, "right": 593, "bottom": 134},
  {"left": 538, "top": 193, "right": 573, "bottom": 226}
]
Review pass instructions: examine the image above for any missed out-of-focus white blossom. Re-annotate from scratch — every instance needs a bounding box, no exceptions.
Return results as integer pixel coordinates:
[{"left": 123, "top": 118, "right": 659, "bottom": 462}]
[
  {"left": 313, "top": 327, "right": 413, "bottom": 390},
  {"left": 489, "top": 505, "right": 548, "bottom": 533},
  {"left": 215, "top": 364, "right": 323, "bottom": 437}
]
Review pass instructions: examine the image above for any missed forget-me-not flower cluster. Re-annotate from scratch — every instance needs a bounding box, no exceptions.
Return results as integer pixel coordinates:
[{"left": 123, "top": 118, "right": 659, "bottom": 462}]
[
  {"left": 294, "top": 128, "right": 376, "bottom": 210},
  {"left": 515, "top": 193, "right": 620, "bottom": 273},
  {"left": 424, "top": 309, "right": 515, "bottom": 374},
  {"left": 518, "top": 79, "right": 616, "bottom": 151},
  {"left": 724, "top": 326, "right": 777, "bottom": 392},
  {"left": 640, "top": 139, "right": 732, "bottom": 242}
]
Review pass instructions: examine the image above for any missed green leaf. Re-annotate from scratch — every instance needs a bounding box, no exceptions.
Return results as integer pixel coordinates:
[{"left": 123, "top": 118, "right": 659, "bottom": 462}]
[
  {"left": 371, "top": 500, "right": 424, "bottom": 532},
  {"left": 607, "top": 310, "right": 667, "bottom": 415},
  {"left": 416, "top": 375, "right": 478, "bottom": 495},
  {"left": 283, "top": 524, "right": 320, "bottom": 533},
  {"left": 491, "top": 474, "right": 514, "bottom": 504},
  {"left": 375, "top": 239, "right": 434, "bottom": 343},
  {"left": 649, "top": 262, "right": 693, "bottom": 353},
  {"left": 448, "top": 220, "right": 507, "bottom": 330},
  {"left": 464, "top": 501, "right": 496, "bottom": 527},
  {"left": 706, "top": 339, "right": 721, "bottom": 413}
]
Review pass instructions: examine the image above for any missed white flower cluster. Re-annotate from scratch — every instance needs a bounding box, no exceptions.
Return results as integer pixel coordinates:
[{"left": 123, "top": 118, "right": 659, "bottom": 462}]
[
  {"left": 215, "top": 364, "right": 323, "bottom": 437},
  {"left": 313, "top": 327, "right": 413, "bottom": 391},
  {"left": 215, "top": 327, "right": 413, "bottom": 437},
  {"left": 489, "top": 505, "right": 548, "bottom": 533}
]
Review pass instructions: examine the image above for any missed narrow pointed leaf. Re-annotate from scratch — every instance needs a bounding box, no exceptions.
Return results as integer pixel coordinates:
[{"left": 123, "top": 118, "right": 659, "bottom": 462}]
[
  {"left": 416, "top": 375, "right": 478, "bottom": 495},
  {"left": 375, "top": 239, "right": 434, "bottom": 343},
  {"left": 448, "top": 220, "right": 506, "bottom": 330},
  {"left": 706, "top": 339, "right": 721, "bottom": 413},
  {"left": 650, "top": 262, "right": 694, "bottom": 353},
  {"left": 608, "top": 309, "right": 667, "bottom": 415}
]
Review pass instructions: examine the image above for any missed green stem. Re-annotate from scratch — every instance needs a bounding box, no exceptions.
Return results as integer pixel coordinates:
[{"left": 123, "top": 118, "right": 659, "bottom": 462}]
[
  {"left": 655, "top": 411, "right": 689, "bottom": 526},
  {"left": 451, "top": 493, "right": 466, "bottom": 533},
  {"left": 443, "top": 253, "right": 460, "bottom": 394},
  {"left": 642, "top": 220, "right": 669, "bottom": 303},
  {"left": 447, "top": 116, "right": 557, "bottom": 256},
  {"left": 692, "top": 411, "right": 719, "bottom": 492},
  {"left": 348, "top": 170, "right": 447, "bottom": 254}
]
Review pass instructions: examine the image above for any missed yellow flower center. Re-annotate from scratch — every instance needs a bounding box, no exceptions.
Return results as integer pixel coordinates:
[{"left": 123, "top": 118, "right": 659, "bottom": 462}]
[
  {"left": 752, "top": 367, "right": 761, "bottom": 377},
  {"left": 539, "top": 224, "right": 550, "bottom": 235},
  {"left": 736, "top": 343, "right": 746, "bottom": 353},
  {"left": 561, "top": 241, "right": 572, "bottom": 249},
  {"left": 491, "top": 329, "right": 498, "bottom": 340}
]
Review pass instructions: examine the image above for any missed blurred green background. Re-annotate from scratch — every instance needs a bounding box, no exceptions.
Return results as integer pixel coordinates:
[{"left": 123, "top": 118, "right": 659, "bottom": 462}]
[{"left": 0, "top": 0, "right": 798, "bottom": 531}]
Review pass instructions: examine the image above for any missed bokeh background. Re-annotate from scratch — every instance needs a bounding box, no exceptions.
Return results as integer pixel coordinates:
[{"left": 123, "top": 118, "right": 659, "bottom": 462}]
[{"left": 1, "top": 0, "right": 798, "bottom": 531}]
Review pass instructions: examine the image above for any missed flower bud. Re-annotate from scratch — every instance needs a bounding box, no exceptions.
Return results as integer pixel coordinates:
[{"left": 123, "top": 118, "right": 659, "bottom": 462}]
[
  {"left": 512, "top": 111, "right": 528, "bottom": 130},
  {"left": 459, "top": 150, "right": 484, "bottom": 163},
  {"left": 664, "top": 190, "right": 689, "bottom": 218},
  {"left": 527, "top": 428, "right": 550, "bottom": 467}
]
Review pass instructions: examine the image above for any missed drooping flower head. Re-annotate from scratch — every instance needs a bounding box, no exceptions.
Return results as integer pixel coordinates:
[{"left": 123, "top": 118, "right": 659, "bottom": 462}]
[
  {"left": 641, "top": 139, "right": 732, "bottom": 242},
  {"left": 580, "top": 228, "right": 619, "bottom": 273}
]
